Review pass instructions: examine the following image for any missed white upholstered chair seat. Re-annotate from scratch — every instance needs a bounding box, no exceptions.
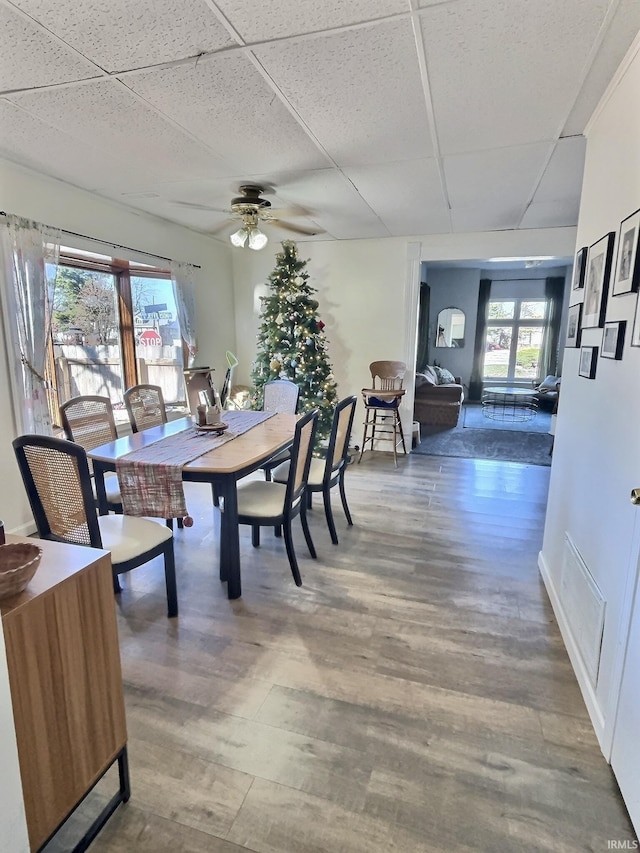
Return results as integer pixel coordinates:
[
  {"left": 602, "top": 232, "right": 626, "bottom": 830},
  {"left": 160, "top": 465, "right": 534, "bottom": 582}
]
[
  {"left": 272, "top": 457, "right": 324, "bottom": 488},
  {"left": 97, "top": 514, "right": 173, "bottom": 565},
  {"left": 237, "top": 481, "right": 292, "bottom": 519}
]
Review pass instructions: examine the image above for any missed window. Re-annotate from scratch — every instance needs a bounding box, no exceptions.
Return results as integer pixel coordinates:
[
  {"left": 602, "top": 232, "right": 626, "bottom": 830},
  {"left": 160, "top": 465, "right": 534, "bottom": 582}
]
[
  {"left": 48, "top": 250, "right": 187, "bottom": 427},
  {"left": 483, "top": 298, "right": 548, "bottom": 382}
]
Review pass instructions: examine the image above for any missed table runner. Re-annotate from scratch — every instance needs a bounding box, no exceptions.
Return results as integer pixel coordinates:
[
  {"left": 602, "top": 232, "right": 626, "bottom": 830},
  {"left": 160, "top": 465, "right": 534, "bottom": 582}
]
[{"left": 116, "top": 410, "right": 275, "bottom": 518}]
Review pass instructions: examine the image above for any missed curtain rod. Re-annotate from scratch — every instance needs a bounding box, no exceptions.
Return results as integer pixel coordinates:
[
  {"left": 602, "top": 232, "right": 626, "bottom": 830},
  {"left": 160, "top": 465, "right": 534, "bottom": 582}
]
[{"left": 0, "top": 210, "right": 201, "bottom": 269}]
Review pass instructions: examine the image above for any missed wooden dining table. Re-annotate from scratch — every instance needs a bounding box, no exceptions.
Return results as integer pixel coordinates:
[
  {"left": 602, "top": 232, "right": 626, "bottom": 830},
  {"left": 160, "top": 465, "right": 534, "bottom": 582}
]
[{"left": 88, "top": 413, "right": 298, "bottom": 599}]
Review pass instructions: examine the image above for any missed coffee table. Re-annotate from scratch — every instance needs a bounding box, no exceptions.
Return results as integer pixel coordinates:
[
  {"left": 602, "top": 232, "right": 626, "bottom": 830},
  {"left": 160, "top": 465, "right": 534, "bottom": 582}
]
[{"left": 481, "top": 386, "right": 537, "bottom": 422}]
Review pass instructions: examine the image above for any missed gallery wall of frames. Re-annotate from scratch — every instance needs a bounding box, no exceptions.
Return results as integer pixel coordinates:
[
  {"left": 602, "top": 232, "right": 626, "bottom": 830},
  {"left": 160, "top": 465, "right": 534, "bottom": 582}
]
[{"left": 567, "top": 206, "right": 640, "bottom": 379}]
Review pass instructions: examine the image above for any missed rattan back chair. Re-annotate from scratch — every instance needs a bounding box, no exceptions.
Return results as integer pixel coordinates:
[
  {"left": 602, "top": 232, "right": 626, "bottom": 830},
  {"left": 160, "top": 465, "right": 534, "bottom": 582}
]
[
  {"left": 358, "top": 360, "right": 407, "bottom": 467},
  {"left": 260, "top": 379, "right": 300, "bottom": 480},
  {"left": 262, "top": 379, "right": 300, "bottom": 414},
  {"left": 59, "top": 394, "right": 122, "bottom": 512},
  {"left": 124, "top": 384, "right": 167, "bottom": 433},
  {"left": 12, "top": 434, "right": 178, "bottom": 617},
  {"left": 273, "top": 395, "right": 357, "bottom": 544},
  {"left": 236, "top": 409, "right": 318, "bottom": 587}
]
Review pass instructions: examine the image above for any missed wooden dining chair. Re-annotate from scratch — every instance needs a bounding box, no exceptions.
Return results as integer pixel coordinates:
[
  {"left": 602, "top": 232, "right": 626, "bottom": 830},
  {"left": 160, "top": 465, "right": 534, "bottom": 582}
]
[
  {"left": 272, "top": 396, "right": 357, "bottom": 545},
  {"left": 12, "top": 434, "right": 178, "bottom": 617},
  {"left": 59, "top": 395, "right": 122, "bottom": 512},
  {"left": 236, "top": 409, "right": 318, "bottom": 586},
  {"left": 124, "top": 384, "right": 167, "bottom": 433},
  {"left": 260, "top": 379, "right": 300, "bottom": 480},
  {"left": 358, "top": 360, "right": 407, "bottom": 467}
]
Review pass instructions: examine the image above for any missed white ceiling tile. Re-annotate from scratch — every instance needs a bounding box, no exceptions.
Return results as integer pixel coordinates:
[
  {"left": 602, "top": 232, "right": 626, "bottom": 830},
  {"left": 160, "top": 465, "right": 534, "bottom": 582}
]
[
  {"left": 0, "top": 99, "right": 153, "bottom": 189},
  {"left": 343, "top": 160, "right": 450, "bottom": 236},
  {"left": 520, "top": 198, "right": 582, "bottom": 229},
  {"left": 124, "top": 55, "right": 329, "bottom": 174},
  {"left": 6, "top": 80, "right": 224, "bottom": 180},
  {"left": 420, "top": 0, "right": 611, "bottom": 155},
  {"left": 214, "top": 0, "right": 407, "bottom": 42},
  {"left": 444, "top": 143, "right": 553, "bottom": 210},
  {"left": 532, "top": 136, "right": 586, "bottom": 202},
  {"left": 271, "top": 170, "right": 389, "bottom": 239},
  {"left": 451, "top": 205, "right": 522, "bottom": 232},
  {"left": 254, "top": 19, "right": 433, "bottom": 166},
  {"left": 0, "top": 4, "right": 100, "bottom": 91},
  {"left": 563, "top": 0, "right": 640, "bottom": 135},
  {"left": 9, "top": 0, "right": 235, "bottom": 73}
]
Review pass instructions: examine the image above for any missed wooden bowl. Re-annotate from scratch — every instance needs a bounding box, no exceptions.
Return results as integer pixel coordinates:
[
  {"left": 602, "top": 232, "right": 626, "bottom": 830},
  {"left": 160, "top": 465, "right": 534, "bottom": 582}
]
[{"left": 0, "top": 543, "right": 42, "bottom": 600}]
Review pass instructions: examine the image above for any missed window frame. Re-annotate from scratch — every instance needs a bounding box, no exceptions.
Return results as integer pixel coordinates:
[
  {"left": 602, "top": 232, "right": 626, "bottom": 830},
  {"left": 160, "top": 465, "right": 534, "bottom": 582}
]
[
  {"left": 47, "top": 250, "right": 180, "bottom": 428},
  {"left": 483, "top": 296, "right": 549, "bottom": 383}
]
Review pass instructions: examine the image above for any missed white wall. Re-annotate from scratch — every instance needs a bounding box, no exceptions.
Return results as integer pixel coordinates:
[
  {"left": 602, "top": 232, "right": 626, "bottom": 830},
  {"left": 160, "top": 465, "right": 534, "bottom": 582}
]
[
  {"left": 540, "top": 36, "right": 640, "bottom": 757},
  {"left": 0, "top": 160, "right": 235, "bottom": 535}
]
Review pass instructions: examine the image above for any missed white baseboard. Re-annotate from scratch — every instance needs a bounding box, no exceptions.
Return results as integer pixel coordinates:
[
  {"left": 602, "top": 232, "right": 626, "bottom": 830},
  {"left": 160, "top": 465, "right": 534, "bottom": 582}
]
[
  {"left": 538, "top": 550, "right": 607, "bottom": 754},
  {"left": 7, "top": 521, "right": 38, "bottom": 538}
]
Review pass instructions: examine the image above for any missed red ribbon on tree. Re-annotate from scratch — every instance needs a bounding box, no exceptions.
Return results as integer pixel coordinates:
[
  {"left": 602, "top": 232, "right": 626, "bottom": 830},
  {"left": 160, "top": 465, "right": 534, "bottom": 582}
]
[{"left": 318, "top": 320, "right": 325, "bottom": 331}]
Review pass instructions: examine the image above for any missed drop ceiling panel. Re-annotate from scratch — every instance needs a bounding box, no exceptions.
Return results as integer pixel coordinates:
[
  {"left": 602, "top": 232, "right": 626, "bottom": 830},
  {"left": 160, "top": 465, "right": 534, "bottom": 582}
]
[
  {"left": 520, "top": 198, "right": 582, "bottom": 229},
  {"left": 0, "top": 99, "right": 152, "bottom": 190},
  {"left": 451, "top": 204, "right": 523, "bottom": 233},
  {"left": 563, "top": 0, "right": 640, "bottom": 135},
  {"left": 214, "top": 0, "right": 407, "bottom": 42},
  {"left": 9, "top": 0, "right": 235, "bottom": 73},
  {"left": 254, "top": 19, "right": 433, "bottom": 166},
  {"left": 272, "top": 170, "right": 389, "bottom": 239},
  {"left": 343, "top": 159, "right": 450, "bottom": 236},
  {"left": 420, "top": 0, "right": 611, "bottom": 155},
  {"left": 532, "top": 136, "right": 586, "bottom": 202},
  {"left": 444, "top": 143, "right": 553, "bottom": 212},
  {"left": 6, "top": 79, "right": 224, "bottom": 180},
  {"left": 124, "top": 54, "right": 329, "bottom": 174},
  {"left": 0, "top": 4, "right": 100, "bottom": 91}
]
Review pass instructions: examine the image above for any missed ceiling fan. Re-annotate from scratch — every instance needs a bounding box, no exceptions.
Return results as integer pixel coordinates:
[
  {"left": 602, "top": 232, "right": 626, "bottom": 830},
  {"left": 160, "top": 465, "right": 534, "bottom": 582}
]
[{"left": 173, "top": 184, "right": 321, "bottom": 250}]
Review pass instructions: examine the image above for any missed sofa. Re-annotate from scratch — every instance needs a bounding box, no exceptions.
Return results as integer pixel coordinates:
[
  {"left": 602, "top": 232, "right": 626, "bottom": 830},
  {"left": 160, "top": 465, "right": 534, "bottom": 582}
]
[
  {"left": 533, "top": 375, "right": 561, "bottom": 413},
  {"left": 414, "top": 366, "right": 464, "bottom": 428}
]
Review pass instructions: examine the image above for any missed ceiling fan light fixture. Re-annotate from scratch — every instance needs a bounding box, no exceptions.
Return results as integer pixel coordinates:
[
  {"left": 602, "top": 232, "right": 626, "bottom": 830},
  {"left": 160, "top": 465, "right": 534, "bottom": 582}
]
[
  {"left": 248, "top": 227, "right": 268, "bottom": 250},
  {"left": 230, "top": 226, "right": 249, "bottom": 247}
]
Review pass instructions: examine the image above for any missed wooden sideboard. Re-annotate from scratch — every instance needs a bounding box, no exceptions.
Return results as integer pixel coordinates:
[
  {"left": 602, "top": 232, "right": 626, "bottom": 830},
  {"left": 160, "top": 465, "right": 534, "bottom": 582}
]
[{"left": 1, "top": 535, "right": 129, "bottom": 852}]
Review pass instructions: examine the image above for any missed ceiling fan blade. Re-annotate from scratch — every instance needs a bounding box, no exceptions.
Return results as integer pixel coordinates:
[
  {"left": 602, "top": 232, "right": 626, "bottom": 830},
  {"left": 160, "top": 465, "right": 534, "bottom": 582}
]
[{"left": 270, "top": 219, "right": 322, "bottom": 236}]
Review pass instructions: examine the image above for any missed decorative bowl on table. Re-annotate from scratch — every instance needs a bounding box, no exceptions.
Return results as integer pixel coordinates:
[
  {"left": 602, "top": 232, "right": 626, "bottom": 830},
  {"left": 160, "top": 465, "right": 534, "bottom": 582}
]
[{"left": 0, "top": 543, "right": 42, "bottom": 600}]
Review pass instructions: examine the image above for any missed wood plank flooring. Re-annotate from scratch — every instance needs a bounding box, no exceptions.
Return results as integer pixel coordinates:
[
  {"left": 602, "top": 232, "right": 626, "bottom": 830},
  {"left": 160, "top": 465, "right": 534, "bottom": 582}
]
[{"left": 43, "top": 452, "right": 636, "bottom": 852}]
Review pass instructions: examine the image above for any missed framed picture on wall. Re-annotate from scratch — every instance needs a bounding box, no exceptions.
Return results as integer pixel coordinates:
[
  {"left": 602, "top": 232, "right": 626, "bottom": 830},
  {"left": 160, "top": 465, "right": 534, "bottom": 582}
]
[
  {"left": 612, "top": 208, "right": 640, "bottom": 296},
  {"left": 579, "top": 345, "right": 598, "bottom": 379},
  {"left": 601, "top": 320, "right": 626, "bottom": 359},
  {"left": 630, "top": 294, "right": 640, "bottom": 347},
  {"left": 565, "top": 303, "right": 582, "bottom": 348},
  {"left": 582, "top": 232, "right": 615, "bottom": 329},
  {"left": 572, "top": 246, "right": 588, "bottom": 290}
]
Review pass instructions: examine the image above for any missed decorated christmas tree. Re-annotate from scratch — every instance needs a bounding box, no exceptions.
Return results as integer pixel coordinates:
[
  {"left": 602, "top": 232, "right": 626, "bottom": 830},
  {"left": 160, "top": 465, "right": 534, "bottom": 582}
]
[{"left": 251, "top": 241, "right": 338, "bottom": 442}]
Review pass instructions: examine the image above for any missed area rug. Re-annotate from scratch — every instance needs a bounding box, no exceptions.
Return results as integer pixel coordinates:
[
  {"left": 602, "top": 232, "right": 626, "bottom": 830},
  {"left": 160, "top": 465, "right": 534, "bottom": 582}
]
[
  {"left": 414, "top": 417, "right": 553, "bottom": 466},
  {"left": 462, "top": 402, "right": 552, "bottom": 433}
]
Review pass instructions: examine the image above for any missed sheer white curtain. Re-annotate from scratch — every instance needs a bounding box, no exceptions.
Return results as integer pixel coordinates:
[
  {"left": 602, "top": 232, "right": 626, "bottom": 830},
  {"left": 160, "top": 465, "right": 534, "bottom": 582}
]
[
  {"left": 0, "top": 215, "right": 61, "bottom": 434},
  {"left": 171, "top": 261, "right": 198, "bottom": 367}
]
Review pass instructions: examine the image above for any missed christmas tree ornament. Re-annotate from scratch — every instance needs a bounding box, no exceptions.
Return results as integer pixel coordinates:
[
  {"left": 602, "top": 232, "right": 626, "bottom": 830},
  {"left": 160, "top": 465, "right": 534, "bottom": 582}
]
[{"left": 318, "top": 320, "right": 325, "bottom": 331}]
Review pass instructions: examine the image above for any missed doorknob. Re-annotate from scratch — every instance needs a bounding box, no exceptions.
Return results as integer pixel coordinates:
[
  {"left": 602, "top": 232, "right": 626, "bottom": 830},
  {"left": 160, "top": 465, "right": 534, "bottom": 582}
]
[{"left": 631, "top": 488, "right": 640, "bottom": 505}]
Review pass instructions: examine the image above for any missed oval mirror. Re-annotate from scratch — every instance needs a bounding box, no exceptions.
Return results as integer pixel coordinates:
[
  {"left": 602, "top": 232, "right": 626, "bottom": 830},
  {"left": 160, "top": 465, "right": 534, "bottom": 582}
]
[{"left": 436, "top": 307, "right": 465, "bottom": 348}]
